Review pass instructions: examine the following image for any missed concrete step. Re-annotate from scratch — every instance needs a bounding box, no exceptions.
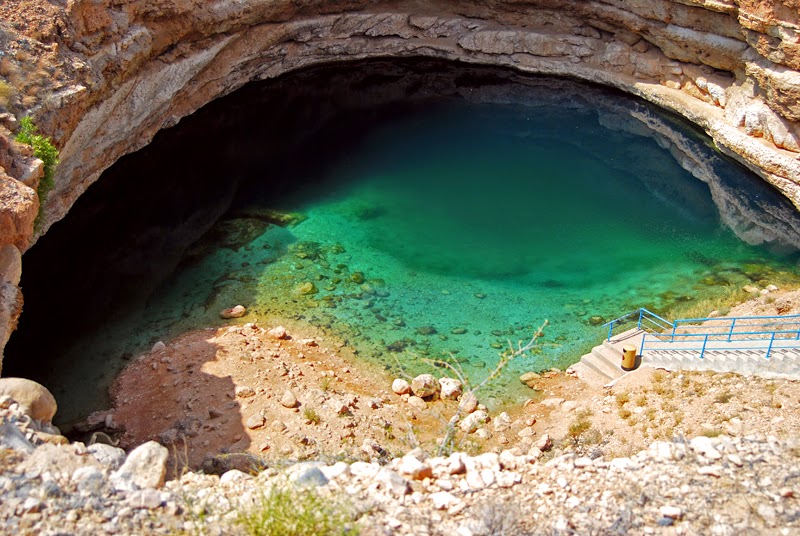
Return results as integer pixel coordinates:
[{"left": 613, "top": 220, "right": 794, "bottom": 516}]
[{"left": 590, "top": 346, "right": 626, "bottom": 379}]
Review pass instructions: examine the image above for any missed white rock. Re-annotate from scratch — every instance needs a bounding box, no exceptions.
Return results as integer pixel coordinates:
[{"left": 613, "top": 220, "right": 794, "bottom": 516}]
[
  {"left": 111, "top": 441, "right": 168, "bottom": 491},
  {"left": 407, "top": 396, "right": 427, "bottom": 410},
  {"left": 410, "top": 374, "right": 438, "bottom": 398},
  {"left": 268, "top": 326, "right": 288, "bottom": 339},
  {"left": 72, "top": 466, "right": 106, "bottom": 494},
  {"left": 459, "top": 410, "right": 488, "bottom": 434},
  {"left": 374, "top": 467, "right": 410, "bottom": 496},
  {"left": 391, "top": 379, "right": 411, "bottom": 395},
  {"left": 540, "top": 397, "right": 565, "bottom": 408},
  {"left": 496, "top": 471, "right": 521, "bottom": 488},
  {"left": 235, "top": 386, "right": 256, "bottom": 398},
  {"left": 517, "top": 427, "right": 535, "bottom": 438},
  {"left": 220, "top": 470, "right": 251, "bottom": 484},
  {"left": 127, "top": 489, "right": 164, "bottom": 509},
  {"left": 438, "top": 378, "right": 462, "bottom": 400},
  {"left": 151, "top": 341, "right": 166, "bottom": 353},
  {"left": 458, "top": 391, "right": 479, "bottom": 414},
  {"left": 493, "top": 411, "right": 512, "bottom": 432},
  {"left": 534, "top": 434, "right": 553, "bottom": 452},
  {"left": 660, "top": 505, "right": 683, "bottom": 519},
  {"left": 397, "top": 455, "right": 432, "bottom": 480},
  {"left": 280, "top": 390, "right": 298, "bottom": 408},
  {"left": 87, "top": 443, "right": 126, "bottom": 470},
  {"left": 465, "top": 470, "right": 485, "bottom": 490},
  {"left": 430, "top": 491, "right": 459, "bottom": 510},
  {"left": 220, "top": 305, "right": 247, "bottom": 319},
  {"left": 349, "top": 462, "right": 380, "bottom": 479}
]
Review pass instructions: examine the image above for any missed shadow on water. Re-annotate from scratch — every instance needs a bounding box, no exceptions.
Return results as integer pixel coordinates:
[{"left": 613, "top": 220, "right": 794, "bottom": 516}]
[{"left": 5, "top": 58, "right": 800, "bottom": 427}]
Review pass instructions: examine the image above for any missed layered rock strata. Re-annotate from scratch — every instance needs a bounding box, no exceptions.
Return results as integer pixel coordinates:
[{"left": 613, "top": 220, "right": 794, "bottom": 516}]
[{"left": 1, "top": 0, "right": 800, "bottom": 364}]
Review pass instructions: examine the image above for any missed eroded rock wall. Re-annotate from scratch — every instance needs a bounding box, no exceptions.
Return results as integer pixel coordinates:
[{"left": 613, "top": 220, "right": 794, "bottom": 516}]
[{"left": 1, "top": 0, "right": 800, "bottom": 365}]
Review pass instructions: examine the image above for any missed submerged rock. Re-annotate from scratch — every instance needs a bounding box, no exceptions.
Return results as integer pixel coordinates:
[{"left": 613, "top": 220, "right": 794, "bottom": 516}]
[
  {"left": 220, "top": 305, "right": 247, "bottom": 319},
  {"left": 296, "top": 282, "right": 318, "bottom": 295},
  {"left": 519, "top": 371, "right": 541, "bottom": 388}
]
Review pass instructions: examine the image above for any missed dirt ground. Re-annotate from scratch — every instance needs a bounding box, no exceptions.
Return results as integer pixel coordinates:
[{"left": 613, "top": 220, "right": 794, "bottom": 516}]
[{"left": 102, "top": 288, "right": 800, "bottom": 476}]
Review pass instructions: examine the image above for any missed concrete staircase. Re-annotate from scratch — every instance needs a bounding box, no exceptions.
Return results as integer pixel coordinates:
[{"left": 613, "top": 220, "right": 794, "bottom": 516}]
[
  {"left": 572, "top": 327, "right": 800, "bottom": 386},
  {"left": 642, "top": 347, "right": 800, "bottom": 379},
  {"left": 571, "top": 329, "right": 641, "bottom": 387}
]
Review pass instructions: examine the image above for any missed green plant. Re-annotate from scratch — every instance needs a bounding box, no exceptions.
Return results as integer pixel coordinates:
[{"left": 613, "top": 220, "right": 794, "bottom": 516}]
[
  {"left": 320, "top": 376, "right": 333, "bottom": 392},
  {"left": 568, "top": 409, "right": 593, "bottom": 439},
  {"left": 0, "top": 80, "right": 12, "bottom": 108},
  {"left": 714, "top": 390, "right": 733, "bottom": 404},
  {"left": 237, "top": 484, "right": 358, "bottom": 536},
  {"left": 15, "top": 117, "right": 59, "bottom": 230},
  {"left": 303, "top": 407, "right": 321, "bottom": 425}
]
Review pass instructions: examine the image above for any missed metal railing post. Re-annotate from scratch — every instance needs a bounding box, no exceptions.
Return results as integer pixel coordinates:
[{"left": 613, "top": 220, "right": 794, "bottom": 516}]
[
  {"left": 640, "top": 332, "right": 646, "bottom": 355},
  {"left": 700, "top": 334, "right": 708, "bottom": 359},
  {"left": 727, "top": 318, "right": 736, "bottom": 342},
  {"left": 637, "top": 309, "right": 643, "bottom": 330},
  {"left": 671, "top": 322, "right": 676, "bottom": 342},
  {"left": 766, "top": 332, "right": 775, "bottom": 359},
  {"left": 607, "top": 322, "right": 613, "bottom": 341}
]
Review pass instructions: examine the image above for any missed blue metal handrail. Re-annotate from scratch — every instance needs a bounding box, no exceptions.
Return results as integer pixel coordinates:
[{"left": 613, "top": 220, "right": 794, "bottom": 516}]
[
  {"left": 602, "top": 309, "right": 800, "bottom": 361},
  {"left": 602, "top": 308, "right": 674, "bottom": 341}
]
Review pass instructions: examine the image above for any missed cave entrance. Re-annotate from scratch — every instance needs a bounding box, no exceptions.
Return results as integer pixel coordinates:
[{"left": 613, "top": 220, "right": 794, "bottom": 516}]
[{"left": 5, "top": 58, "right": 800, "bottom": 427}]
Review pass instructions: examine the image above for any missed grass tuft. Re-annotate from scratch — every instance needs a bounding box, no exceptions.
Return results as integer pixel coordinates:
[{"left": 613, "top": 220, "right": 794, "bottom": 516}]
[{"left": 237, "top": 484, "right": 358, "bottom": 536}]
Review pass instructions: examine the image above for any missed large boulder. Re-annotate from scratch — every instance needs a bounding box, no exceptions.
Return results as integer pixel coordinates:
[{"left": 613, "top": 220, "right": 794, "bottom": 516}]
[{"left": 0, "top": 378, "right": 57, "bottom": 423}]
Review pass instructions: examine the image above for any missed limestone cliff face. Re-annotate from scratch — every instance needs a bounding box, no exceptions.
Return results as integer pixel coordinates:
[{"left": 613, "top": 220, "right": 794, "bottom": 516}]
[
  {"left": 26, "top": 0, "right": 800, "bottom": 234},
  {"left": 1, "top": 0, "right": 800, "bottom": 363}
]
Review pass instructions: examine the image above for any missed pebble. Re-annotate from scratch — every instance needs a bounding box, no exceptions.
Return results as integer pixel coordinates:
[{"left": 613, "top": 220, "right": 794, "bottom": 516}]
[
  {"left": 267, "top": 325, "right": 288, "bottom": 339},
  {"left": 407, "top": 396, "right": 427, "bottom": 410},
  {"left": 280, "top": 390, "right": 298, "bottom": 408},
  {"left": 245, "top": 414, "right": 265, "bottom": 429},
  {"left": 459, "top": 410, "right": 488, "bottom": 434},
  {"left": 234, "top": 386, "right": 256, "bottom": 398}
]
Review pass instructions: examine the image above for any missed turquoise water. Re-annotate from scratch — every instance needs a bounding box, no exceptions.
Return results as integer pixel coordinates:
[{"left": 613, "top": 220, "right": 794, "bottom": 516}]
[
  {"left": 8, "top": 62, "right": 800, "bottom": 423},
  {"left": 135, "top": 102, "right": 799, "bottom": 406}
]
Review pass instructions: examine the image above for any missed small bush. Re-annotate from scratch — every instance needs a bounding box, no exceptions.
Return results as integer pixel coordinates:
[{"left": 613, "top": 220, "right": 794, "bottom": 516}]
[
  {"left": 303, "top": 408, "right": 321, "bottom": 425},
  {"left": 634, "top": 394, "right": 648, "bottom": 407},
  {"left": 15, "top": 117, "right": 59, "bottom": 229},
  {"left": 568, "top": 410, "right": 593, "bottom": 438},
  {"left": 714, "top": 390, "right": 733, "bottom": 404},
  {"left": 0, "top": 80, "right": 12, "bottom": 108},
  {"left": 618, "top": 408, "right": 632, "bottom": 420},
  {"left": 615, "top": 392, "right": 630, "bottom": 407},
  {"left": 237, "top": 485, "right": 358, "bottom": 536}
]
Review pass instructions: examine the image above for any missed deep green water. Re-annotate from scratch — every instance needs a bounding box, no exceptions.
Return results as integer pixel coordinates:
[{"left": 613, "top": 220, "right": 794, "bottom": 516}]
[{"left": 7, "top": 61, "right": 800, "bottom": 424}]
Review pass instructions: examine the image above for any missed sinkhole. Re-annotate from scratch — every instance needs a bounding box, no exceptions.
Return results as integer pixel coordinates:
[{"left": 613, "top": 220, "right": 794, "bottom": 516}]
[{"left": 6, "top": 59, "right": 800, "bottom": 427}]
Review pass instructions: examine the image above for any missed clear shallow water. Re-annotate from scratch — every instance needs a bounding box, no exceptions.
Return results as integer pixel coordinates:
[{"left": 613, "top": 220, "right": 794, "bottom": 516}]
[{"left": 7, "top": 60, "right": 800, "bottom": 424}]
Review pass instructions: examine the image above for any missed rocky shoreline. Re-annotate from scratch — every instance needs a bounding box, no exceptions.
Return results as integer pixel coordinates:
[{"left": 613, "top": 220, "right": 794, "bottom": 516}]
[
  {"left": 0, "top": 371, "right": 798, "bottom": 535},
  {"left": 1, "top": 287, "right": 798, "bottom": 534}
]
